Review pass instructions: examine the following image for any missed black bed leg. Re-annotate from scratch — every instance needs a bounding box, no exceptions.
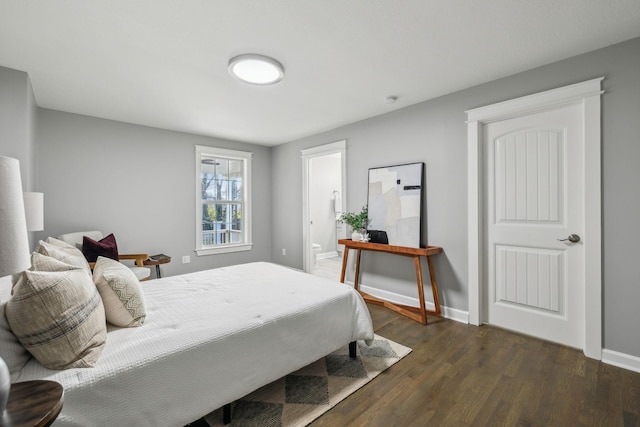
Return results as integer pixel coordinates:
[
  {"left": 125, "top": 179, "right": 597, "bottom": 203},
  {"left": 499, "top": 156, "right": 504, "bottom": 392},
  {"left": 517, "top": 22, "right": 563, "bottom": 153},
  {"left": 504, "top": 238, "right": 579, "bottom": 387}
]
[
  {"left": 349, "top": 341, "right": 357, "bottom": 358},
  {"left": 223, "top": 403, "right": 231, "bottom": 424}
]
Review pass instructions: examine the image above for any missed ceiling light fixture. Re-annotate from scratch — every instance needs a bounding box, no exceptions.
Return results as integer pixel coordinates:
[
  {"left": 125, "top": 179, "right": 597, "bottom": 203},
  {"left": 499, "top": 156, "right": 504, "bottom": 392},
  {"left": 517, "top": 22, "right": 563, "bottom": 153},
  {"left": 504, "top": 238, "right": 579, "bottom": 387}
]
[{"left": 228, "top": 54, "right": 284, "bottom": 85}]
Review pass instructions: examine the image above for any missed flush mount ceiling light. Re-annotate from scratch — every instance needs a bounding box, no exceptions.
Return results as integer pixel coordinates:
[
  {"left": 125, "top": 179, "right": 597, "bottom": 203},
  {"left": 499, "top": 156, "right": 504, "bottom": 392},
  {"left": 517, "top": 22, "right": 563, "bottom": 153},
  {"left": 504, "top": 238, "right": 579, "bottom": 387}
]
[{"left": 228, "top": 54, "right": 284, "bottom": 85}]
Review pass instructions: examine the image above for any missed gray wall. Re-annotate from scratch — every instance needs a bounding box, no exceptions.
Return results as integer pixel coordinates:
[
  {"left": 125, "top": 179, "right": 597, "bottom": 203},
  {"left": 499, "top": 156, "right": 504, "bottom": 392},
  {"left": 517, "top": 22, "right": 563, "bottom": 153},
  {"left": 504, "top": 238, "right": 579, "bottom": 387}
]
[
  {"left": 35, "top": 109, "right": 272, "bottom": 276},
  {"left": 271, "top": 37, "right": 640, "bottom": 357},
  {"left": 309, "top": 154, "right": 341, "bottom": 255},
  {"left": 0, "top": 66, "right": 38, "bottom": 249}
]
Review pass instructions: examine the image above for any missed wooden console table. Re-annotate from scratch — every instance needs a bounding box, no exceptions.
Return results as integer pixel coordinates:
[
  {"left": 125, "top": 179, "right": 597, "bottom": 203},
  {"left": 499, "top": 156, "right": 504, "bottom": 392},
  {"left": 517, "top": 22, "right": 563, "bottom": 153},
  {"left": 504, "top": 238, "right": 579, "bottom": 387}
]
[{"left": 338, "top": 239, "right": 442, "bottom": 324}]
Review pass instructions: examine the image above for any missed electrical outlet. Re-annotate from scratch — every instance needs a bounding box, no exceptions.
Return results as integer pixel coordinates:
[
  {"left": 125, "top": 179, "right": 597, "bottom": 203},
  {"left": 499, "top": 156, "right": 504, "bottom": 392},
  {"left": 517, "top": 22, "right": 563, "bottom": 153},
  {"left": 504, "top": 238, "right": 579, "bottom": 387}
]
[
  {"left": 282, "top": 248, "right": 286, "bottom": 256},
  {"left": 182, "top": 255, "right": 191, "bottom": 264}
]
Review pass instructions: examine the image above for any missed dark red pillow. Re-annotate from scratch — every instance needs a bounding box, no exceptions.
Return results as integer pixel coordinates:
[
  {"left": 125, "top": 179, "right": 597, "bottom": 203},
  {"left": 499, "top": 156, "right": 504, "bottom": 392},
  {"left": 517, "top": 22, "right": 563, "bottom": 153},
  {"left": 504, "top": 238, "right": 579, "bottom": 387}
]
[{"left": 83, "top": 233, "right": 119, "bottom": 262}]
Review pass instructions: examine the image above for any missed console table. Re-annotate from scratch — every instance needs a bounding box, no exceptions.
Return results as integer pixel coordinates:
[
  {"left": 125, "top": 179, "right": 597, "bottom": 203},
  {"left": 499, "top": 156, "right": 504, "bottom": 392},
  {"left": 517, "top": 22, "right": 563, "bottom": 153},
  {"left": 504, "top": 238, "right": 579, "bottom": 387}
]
[{"left": 338, "top": 239, "right": 442, "bottom": 324}]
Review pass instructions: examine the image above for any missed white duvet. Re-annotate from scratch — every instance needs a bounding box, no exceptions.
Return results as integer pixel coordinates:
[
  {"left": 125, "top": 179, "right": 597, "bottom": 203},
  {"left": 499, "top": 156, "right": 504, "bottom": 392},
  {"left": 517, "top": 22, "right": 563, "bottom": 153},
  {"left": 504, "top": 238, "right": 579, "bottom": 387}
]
[{"left": 17, "top": 262, "right": 374, "bottom": 427}]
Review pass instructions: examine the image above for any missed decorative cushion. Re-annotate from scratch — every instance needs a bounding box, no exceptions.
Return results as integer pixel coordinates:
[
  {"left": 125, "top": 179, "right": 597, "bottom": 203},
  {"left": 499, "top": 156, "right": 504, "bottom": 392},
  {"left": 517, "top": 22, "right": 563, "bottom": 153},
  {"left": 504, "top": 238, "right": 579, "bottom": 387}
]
[
  {"left": 83, "top": 233, "right": 119, "bottom": 263},
  {"left": 0, "top": 301, "right": 31, "bottom": 381},
  {"left": 37, "top": 237, "right": 92, "bottom": 277},
  {"left": 31, "top": 251, "right": 76, "bottom": 272},
  {"left": 93, "top": 256, "right": 146, "bottom": 327},
  {"left": 5, "top": 257, "right": 107, "bottom": 370},
  {"left": 1, "top": 273, "right": 31, "bottom": 381}
]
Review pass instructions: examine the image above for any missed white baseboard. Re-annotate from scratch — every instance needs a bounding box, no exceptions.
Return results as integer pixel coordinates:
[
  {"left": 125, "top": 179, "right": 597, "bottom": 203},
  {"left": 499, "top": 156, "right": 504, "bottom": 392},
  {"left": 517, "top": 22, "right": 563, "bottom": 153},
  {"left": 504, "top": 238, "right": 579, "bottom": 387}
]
[
  {"left": 357, "top": 283, "right": 469, "bottom": 324},
  {"left": 602, "top": 348, "right": 640, "bottom": 373}
]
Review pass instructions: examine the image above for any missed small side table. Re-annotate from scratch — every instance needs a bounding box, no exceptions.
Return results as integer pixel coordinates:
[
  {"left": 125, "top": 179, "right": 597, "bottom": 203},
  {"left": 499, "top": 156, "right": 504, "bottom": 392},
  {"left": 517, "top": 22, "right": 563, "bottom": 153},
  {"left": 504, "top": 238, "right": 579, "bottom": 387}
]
[
  {"left": 0, "top": 380, "right": 64, "bottom": 427},
  {"left": 143, "top": 256, "right": 171, "bottom": 279}
]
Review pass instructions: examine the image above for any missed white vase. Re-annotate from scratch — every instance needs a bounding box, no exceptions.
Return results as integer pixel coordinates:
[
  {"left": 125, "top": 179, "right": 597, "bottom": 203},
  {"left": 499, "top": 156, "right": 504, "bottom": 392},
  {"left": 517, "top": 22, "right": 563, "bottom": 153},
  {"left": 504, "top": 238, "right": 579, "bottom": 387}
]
[
  {"left": 352, "top": 230, "right": 369, "bottom": 242},
  {"left": 0, "top": 356, "right": 9, "bottom": 417}
]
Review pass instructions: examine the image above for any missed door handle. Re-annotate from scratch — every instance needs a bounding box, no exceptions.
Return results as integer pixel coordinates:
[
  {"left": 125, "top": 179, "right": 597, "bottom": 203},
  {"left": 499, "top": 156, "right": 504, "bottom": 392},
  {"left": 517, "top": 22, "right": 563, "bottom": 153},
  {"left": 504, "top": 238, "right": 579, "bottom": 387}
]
[{"left": 558, "top": 234, "right": 581, "bottom": 243}]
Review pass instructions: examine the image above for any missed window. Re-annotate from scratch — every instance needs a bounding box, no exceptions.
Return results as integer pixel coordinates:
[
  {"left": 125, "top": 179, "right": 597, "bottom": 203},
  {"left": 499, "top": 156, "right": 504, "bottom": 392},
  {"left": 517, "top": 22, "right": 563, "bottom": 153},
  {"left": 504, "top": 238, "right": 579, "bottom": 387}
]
[{"left": 195, "top": 145, "right": 252, "bottom": 255}]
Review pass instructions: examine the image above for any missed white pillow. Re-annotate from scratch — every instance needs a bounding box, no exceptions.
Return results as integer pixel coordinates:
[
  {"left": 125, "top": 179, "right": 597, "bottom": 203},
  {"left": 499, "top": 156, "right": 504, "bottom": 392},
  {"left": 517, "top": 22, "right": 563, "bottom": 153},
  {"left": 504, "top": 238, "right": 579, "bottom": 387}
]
[
  {"left": 93, "top": 256, "right": 146, "bottom": 327},
  {"left": 36, "top": 237, "right": 92, "bottom": 277}
]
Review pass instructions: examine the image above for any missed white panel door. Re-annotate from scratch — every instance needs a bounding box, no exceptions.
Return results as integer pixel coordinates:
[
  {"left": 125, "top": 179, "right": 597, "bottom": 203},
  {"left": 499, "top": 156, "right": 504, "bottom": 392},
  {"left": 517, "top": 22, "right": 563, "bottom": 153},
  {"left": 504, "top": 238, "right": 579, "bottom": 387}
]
[{"left": 485, "top": 103, "right": 584, "bottom": 348}]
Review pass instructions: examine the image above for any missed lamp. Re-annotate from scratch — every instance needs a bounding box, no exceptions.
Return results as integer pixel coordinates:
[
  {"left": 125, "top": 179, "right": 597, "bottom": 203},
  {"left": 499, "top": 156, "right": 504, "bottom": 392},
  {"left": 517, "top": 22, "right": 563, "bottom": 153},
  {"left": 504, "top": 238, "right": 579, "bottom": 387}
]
[
  {"left": 0, "top": 156, "right": 30, "bottom": 417},
  {"left": 0, "top": 157, "right": 30, "bottom": 276},
  {"left": 228, "top": 54, "right": 284, "bottom": 85},
  {"left": 23, "top": 192, "right": 44, "bottom": 232}
]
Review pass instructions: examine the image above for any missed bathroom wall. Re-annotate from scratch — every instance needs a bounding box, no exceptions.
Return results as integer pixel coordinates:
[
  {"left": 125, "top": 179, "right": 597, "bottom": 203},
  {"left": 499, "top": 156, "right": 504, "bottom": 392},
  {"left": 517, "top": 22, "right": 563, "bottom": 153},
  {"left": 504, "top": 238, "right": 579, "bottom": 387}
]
[{"left": 309, "top": 153, "right": 342, "bottom": 256}]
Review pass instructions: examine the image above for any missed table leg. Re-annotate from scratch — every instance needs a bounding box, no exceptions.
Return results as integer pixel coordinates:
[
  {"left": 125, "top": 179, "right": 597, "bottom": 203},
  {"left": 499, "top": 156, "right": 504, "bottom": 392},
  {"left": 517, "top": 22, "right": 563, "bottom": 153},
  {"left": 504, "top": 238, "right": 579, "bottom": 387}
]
[
  {"left": 155, "top": 265, "right": 162, "bottom": 279},
  {"left": 427, "top": 255, "right": 442, "bottom": 316},
  {"left": 340, "top": 247, "right": 350, "bottom": 283},
  {"left": 354, "top": 249, "right": 362, "bottom": 291},
  {"left": 414, "top": 255, "right": 428, "bottom": 324}
]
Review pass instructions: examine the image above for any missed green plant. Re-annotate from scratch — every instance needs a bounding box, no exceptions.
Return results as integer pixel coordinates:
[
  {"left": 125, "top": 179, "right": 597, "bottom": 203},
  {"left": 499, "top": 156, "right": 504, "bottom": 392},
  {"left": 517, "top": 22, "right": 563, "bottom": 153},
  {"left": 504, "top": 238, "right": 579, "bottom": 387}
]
[{"left": 339, "top": 205, "right": 369, "bottom": 231}]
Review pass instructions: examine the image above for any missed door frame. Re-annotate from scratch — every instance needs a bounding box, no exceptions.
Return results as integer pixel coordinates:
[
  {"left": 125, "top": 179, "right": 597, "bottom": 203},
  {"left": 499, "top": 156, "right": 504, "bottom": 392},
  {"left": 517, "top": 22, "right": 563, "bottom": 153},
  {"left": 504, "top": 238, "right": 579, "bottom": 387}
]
[
  {"left": 466, "top": 78, "right": 604, "bottom": 359},
  {"left": 301, "top": 140, "right": 347, "bottom": 273}
]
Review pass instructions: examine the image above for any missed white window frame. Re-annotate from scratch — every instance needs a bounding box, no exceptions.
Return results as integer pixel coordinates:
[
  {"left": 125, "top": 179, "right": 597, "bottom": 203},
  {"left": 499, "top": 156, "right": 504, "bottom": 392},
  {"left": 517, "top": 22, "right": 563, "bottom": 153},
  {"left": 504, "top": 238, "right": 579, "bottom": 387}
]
[{"left": 195, "top": 145, "right": 253, "bottom": 256}]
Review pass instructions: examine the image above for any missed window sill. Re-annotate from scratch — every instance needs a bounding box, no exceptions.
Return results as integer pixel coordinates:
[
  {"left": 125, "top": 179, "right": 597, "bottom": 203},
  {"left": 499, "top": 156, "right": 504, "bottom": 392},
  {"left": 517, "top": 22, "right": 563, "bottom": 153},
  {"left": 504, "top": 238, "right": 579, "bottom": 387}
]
[{"left": 195, "top": 243, "right": 253, "bottom": 256}]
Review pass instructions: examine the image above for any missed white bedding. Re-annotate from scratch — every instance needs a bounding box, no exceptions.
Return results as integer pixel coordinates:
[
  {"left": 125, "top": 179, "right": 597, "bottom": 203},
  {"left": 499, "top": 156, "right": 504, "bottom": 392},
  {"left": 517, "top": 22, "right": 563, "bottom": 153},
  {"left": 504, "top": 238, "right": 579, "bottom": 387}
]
[{"left": 16, "top": 262, "right": 374, "bottom": 427}]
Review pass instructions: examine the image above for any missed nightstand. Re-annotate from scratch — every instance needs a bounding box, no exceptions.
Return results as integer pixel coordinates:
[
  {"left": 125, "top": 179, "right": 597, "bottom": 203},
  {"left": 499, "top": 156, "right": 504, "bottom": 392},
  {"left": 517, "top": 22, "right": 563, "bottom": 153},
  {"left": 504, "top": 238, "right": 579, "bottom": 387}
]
[
  {"left": 143, "top": 255, "right": 171, "bottom": 279},
  {"left": 0, "top": 380, "right": 63, "bottom": 427}
]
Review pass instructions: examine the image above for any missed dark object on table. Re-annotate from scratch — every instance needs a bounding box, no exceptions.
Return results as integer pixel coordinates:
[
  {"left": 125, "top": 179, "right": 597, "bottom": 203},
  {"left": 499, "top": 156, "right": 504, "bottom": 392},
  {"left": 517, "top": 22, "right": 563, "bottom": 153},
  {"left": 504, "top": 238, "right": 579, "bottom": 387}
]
[
  {"left": 367, "top": 230, "right": 388, "bottom": 244},
  {"left": 148, "top": 254, "right": 171, "bottom": 262}
]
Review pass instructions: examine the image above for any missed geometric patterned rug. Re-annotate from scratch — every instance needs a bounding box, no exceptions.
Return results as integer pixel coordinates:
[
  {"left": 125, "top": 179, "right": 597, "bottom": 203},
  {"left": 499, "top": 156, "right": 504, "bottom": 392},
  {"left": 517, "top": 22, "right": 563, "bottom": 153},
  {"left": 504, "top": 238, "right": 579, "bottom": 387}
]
[{"left": 202, "top": 335, "right": 411, "bottom": 427}]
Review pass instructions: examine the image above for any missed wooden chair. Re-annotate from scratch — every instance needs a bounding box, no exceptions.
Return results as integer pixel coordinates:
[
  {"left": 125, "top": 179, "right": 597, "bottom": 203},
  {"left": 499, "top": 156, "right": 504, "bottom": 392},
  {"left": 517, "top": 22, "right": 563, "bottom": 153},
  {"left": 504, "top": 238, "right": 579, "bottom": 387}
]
[{"left": 57, "top": 231, "right": 151, "bottom": 281}]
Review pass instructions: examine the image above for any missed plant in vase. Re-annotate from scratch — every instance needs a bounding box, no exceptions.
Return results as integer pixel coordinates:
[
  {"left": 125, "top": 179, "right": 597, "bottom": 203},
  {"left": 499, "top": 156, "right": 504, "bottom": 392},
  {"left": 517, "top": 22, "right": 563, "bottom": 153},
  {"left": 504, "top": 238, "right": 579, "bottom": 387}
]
[{"left": 339, "top": 205, "right": 370, "bottom": 242}]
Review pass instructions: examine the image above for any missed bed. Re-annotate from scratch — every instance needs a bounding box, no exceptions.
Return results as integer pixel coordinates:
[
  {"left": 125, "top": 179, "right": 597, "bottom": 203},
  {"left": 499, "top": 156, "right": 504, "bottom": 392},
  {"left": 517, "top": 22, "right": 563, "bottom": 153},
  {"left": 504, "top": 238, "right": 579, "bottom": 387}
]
[{"left": 5, "top": 261, "right": 374, "bottom": 426}]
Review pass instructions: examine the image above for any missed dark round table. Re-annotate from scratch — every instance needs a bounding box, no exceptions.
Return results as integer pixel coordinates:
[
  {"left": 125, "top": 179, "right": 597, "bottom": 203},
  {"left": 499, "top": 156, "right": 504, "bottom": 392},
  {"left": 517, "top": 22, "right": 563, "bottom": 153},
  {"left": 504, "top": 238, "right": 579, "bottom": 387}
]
[{"left": 0, "top": 380, "right": 63, "bottom": 427}]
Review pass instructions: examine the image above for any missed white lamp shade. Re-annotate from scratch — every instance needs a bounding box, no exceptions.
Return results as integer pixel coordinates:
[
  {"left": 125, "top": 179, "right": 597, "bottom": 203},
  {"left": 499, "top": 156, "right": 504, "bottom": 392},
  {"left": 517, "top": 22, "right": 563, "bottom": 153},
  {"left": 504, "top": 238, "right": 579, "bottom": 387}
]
[
  {"left": 0, "top": 157, "right": 30, "bottom": 277},
  {"left": 23, "top": 192, "right": 44, "bottom": 231}
]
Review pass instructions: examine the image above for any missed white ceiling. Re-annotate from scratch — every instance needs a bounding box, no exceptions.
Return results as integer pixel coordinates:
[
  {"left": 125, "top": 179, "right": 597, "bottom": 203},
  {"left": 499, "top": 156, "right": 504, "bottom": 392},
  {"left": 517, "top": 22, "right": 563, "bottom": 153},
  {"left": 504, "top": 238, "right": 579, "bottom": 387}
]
[{"left": 1, "top": 1, "right": 639, "bottom": 146}]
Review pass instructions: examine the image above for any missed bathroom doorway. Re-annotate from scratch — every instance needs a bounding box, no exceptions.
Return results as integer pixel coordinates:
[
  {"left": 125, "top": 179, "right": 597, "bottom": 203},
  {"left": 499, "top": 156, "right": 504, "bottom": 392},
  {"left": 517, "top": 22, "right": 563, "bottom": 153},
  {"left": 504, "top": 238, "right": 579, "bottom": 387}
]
[{"left": 301, "top": 140, "right": 346, "bottom": 279}]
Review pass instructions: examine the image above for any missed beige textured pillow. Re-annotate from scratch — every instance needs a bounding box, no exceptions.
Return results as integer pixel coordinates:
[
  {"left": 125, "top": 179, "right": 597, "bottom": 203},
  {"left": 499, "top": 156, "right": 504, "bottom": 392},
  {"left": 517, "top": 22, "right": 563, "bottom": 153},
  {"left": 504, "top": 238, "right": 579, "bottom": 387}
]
[
  {"left": 93, "top": 256, "right": 146, "bottom": 327},
  {"left": 6, "top": 266, "right": 107, "bottom": 370},
  {"left": 37, "top": 237, "right": 92, "bottom": 277},
  {"left": 31, "top": 251, "right": 76, "bottom": 272},
  {"left": 0, "top": 301, "right": 31, "bottom": 381}
]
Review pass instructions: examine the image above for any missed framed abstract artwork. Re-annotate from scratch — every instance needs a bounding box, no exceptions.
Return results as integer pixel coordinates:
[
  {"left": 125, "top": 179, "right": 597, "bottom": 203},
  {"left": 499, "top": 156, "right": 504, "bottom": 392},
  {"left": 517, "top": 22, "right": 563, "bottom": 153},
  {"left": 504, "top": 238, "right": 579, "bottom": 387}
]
[{"left": 366, "top": 162, "right": 424, "bottom": 248}]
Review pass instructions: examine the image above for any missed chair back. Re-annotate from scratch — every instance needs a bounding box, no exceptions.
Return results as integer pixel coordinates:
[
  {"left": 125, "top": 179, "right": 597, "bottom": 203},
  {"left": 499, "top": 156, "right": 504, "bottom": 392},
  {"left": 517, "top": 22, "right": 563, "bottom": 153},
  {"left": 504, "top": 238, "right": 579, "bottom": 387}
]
[{"left": 58, "top": 231, "right": 104, "bottom": 250}]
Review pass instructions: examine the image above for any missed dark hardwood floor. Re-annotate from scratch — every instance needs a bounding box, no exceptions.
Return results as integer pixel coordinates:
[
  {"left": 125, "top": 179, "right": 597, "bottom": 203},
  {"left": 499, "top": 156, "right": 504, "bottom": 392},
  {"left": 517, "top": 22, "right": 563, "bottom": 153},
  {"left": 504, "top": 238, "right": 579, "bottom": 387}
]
[{"left": 311, "top": 304, "right": 640, "bottom": 427}]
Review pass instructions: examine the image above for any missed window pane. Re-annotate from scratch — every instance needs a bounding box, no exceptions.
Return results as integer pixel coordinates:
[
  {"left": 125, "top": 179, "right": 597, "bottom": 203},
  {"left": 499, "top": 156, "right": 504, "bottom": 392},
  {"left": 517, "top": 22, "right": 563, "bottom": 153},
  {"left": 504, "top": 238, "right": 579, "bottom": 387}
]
[
  {"left": 201, "top": 157, "right": 240, "bottom": 202},
  {"left": 201, "top": 202, "right": 215, "bottom": 246},
  {"left": 201, "top": 173, "right": 214, "bottom": 201},
  {"left": 210, "top": 178, "right": 228, "bottom": 201},
  {"left": 202, "top": 203, "right": 241, "bottom": 246},
  {"left": 229, "top": 160, "right": 243, "bottom": 201},
  {"left": 230, "top": 178, "right": 242, "bottom": 201}
]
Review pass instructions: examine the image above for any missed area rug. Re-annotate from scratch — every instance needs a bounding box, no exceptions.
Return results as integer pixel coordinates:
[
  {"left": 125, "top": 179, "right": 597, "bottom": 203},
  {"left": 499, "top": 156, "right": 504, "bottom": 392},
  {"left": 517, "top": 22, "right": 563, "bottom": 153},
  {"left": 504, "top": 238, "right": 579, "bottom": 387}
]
[{"left": 202, "top": 335, "right": 411, "bottom": 427}]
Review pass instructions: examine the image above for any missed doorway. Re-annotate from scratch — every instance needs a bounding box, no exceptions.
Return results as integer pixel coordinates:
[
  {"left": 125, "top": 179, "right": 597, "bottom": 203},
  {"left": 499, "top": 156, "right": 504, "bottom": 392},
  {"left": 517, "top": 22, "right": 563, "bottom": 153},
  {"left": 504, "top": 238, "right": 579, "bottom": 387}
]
[
  {"left": 467, "top": 78, "right": 603, "bottom": 359},
  {"left": 301, "top": 140, "right": 347, "bottom": 277}
]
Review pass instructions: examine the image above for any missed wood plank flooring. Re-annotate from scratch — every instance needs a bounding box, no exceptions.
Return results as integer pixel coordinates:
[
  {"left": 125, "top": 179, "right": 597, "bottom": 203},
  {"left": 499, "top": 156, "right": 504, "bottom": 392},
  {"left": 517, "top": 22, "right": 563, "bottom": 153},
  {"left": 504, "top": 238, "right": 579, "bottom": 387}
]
[{"left": 311, "top": 304, "right": 640, "bottom": 427}]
